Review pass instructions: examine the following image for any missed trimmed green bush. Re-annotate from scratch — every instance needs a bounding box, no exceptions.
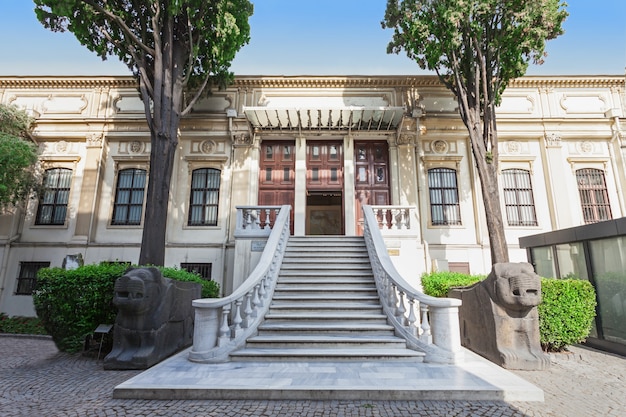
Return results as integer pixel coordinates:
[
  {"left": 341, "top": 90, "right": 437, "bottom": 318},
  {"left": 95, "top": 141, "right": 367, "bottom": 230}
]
[
  {"left": 159, "top": 266, "right": 220, "bottom": 298},
  {"left": 33, "top": 263, "right": 220, "bottom": 353},
  {"left": 0, "top": 313, "right": 47, "bottom": 335},
  {"left": 539, "top": 278, "right": 597, "bottom": 352},
  {"left": 421, "top": 271, "right": 598, "bottom": 352},
  {"left": 33, "top": 263, "right": 129, "bottom": 353},
  {"left": 421, "top": 271, "right": 485, "bottom": 298}
]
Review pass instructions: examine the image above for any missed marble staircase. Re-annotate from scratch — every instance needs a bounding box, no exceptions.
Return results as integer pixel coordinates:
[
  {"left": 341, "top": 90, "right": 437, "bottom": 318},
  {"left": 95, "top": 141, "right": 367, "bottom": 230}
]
[{"left": 229, "top": 236, "right": 425, "bottom": 362}]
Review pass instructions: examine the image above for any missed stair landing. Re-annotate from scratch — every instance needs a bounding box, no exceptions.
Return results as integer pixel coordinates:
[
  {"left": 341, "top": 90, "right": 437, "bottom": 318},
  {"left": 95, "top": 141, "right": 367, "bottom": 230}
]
[{"left": 112, "top": 347, "right": 544, "bottom": 401}]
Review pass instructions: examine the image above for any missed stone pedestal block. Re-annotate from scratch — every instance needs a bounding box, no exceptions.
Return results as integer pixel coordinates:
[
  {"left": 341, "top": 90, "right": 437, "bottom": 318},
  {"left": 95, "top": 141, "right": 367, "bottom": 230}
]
[
  {"left": 104, "top": 267, "right": 201, "bottom": 370},
  {"left": 449, "top": 262, "right": 550, "bottom": 370}
]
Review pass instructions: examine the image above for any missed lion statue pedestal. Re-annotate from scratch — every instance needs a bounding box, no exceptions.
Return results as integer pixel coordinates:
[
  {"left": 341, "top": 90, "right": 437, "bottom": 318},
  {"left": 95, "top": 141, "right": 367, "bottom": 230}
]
[
  {"left": 449, "top": 262, "right": 550, "bottom": 370},
  {"left": 104, "top": 267, "right": 201, "bottom": 370}
]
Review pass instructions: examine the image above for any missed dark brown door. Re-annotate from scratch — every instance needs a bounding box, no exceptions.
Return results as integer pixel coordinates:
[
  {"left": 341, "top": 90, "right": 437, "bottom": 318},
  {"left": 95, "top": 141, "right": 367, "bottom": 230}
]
[
  {"left": 259, "top": 141, "right": 295, "bottom": 233},
  {"left": 354, "top": 141, "right": 390, "bottom": 235}
]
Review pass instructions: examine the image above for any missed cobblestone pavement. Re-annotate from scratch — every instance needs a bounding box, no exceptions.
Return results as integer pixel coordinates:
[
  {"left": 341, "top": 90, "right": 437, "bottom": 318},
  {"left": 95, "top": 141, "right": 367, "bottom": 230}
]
[{"left": 1, "top": 335, "right": 625, "bottom": 416}]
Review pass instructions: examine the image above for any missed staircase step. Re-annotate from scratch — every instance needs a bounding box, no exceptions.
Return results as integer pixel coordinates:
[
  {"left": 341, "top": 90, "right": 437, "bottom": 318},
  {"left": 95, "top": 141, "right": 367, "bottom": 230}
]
[
  {"left": 245, "top": 334, "right": 407, "bottom": 348},
  {"left": 264, "top": 312, "right": 387, "bottom": 320},
  {"left": 270, "top": 301, "right": 380, "bottom": 310},
  {"left": 257, "top": 321, "right": 394, "bottom": 333},
  {"left": 271, "top": 293, "right": 380, "bottom": 302},
  {"left": 230, "top": 348, "right": 424, "bottom": 362}
]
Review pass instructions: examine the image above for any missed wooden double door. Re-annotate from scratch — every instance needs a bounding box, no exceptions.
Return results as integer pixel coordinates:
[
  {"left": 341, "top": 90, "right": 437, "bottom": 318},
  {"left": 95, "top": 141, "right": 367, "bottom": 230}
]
[{"left": 258, "top": 140, "right": 389, "bottom": 235}]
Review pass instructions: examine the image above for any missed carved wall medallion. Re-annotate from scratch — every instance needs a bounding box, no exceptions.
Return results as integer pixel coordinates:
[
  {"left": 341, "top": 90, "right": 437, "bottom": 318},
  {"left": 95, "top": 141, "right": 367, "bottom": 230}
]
[
  {"left": 577, "top": 141, "right": 593, "bottom": 154},
  {"left": 55, "top": 141, "right": 68, "bottom": 153},
  {"left": 432, "top": 140, "right": 448, "bottom": 154},
  {"left": 505, "top": 141, "right": 522, "bottom": 154},
  {"left": 200, "top": 140, "right": 215, "bottom": 154},
  {"left": 129, "top": 140, "right": 144, "bottom": 154}
]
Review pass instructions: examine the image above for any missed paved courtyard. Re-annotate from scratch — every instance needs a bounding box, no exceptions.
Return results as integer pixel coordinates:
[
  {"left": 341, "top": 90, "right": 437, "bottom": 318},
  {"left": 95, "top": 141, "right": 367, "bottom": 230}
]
[{"left": 1, "top": 334, "right": 625, "bottom": 416}]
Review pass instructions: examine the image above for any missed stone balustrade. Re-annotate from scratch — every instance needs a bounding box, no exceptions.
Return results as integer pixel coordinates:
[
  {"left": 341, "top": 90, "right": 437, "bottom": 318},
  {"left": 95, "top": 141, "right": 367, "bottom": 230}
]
[
  {"left": 189, "top": 205, "right": 291, "bottom": 363},
  {"left": 234, "top": 205, "right": 283, "bottom": 237},
  {"left": 362, "top": 205, "right": 464, "bottom": 364},
  {"left": 370, "top": 205, "right": 413, "bottom": 231}
]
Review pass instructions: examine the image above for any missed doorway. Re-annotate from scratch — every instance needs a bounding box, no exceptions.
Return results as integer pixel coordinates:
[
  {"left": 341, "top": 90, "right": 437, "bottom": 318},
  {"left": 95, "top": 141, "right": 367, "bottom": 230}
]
[{"left": 305, "top": 141, "right": 344, "bottom": 235}]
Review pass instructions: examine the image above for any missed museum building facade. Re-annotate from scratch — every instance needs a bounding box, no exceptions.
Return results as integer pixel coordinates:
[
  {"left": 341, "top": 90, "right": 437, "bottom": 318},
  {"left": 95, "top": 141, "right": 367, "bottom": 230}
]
[{"left": 0, "top": 75, "right": 624, "bottom": 317}]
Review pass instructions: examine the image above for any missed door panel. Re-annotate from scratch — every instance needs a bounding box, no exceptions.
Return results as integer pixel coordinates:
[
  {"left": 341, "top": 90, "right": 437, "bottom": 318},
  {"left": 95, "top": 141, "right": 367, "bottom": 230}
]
[
  {"left": 354, "top": 141, "right": 391, "bottom": 235},
  {"left": 306, "top": 141, "right": 343, "bottom": 190},
  {"left": 259, "top": 141, "right": 295, "bottom": 232}
]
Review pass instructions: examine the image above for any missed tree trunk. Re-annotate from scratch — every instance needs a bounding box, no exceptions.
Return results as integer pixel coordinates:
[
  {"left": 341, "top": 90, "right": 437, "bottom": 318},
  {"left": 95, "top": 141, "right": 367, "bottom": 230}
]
[
  {"left": 468, "top": 131, "right": 510, "bottom": 264},
  {"left": 138, "top": 130, "right": 178, "bottom": 266}
]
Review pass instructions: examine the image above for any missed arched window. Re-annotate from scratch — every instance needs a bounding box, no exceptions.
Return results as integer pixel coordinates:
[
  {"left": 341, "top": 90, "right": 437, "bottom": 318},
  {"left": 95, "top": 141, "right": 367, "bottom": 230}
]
[
  {"left": 35, "top": 168, "right": 72, "bottom": 225},
  {"left": 576, "top": 168, "right": 612, "bottom": 224},
  {"left": 188, "top": 168, "right": 221, "bottom": 226},
  {"left": 427, "top": 167, "right": 461, "bottom": 225},
  {"left": 502, "top": 168, "right": 538, "bottom": 226},
  {"left": 112, "top": 168, "right": 147, "bottom": 225}
]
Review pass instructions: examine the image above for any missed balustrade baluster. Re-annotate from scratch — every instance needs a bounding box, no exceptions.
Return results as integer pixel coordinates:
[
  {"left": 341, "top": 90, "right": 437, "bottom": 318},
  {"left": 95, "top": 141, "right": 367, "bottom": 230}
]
[
  {"left": 420, "top": 304, "right": 432, "bottom": 344},
  {"left": 390, "top": 209, "right": 398, "bottom": 229},
  {"left": 396, "top": 291, "right": 407, "bottom": 325},
  {"left": 407, "top": 298, "right": 417, "bottom": 336},
  {"left": 382, "top": 209, "right": 389, "bottom": 230},
  {"left": 243, "top": 292, "right": 253, "bottom": 328},
  {"left": 244, "top": 209, "right": 252, "bottom": 230},
  {"left": 264, "top": 208, "right": 271, "bottom": 229},
  {"left": 232, "top": 299, "right": 243, "bottom": 336},
  {"left": 258, "top": 279, "right": 267, "bottom": 302},
  {"left": 400, "top": 208, "right": 407, "bottom": 230},
  {"left": 252, "top": 283, "right": 262, "bottom": 311},
  {"left": 218, "top": 306, "right": 231, "bottom": 345}
]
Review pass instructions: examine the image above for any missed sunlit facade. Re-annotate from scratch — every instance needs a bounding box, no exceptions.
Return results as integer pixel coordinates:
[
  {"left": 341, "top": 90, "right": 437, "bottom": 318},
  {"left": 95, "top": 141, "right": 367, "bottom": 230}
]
[{"left": 0, "top": 75, "right": 624, "bottom": 317}]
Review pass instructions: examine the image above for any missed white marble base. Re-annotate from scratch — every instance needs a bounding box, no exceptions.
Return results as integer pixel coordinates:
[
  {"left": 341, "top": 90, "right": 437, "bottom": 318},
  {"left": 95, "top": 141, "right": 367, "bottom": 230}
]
[{"left": 113, "top": 347, "right": 543, "bottom": 402}]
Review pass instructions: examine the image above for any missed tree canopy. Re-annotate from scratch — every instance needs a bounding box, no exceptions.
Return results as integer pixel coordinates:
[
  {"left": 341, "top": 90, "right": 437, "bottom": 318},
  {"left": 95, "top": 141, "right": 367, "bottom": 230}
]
[
  {"left": 34, "top": 0, "right": 253, "bottom": 265},
  {"left": 0, "top": 104, "right": 38, "bottom": 211},
  {"left": 383, "top": 0, "right": 567, "bottom": 263}
]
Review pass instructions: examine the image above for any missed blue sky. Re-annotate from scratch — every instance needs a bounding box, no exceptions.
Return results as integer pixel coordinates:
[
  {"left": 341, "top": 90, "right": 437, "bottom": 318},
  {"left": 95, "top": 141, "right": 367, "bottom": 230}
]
[{"left": 1, "top": 0, "right": 624, "bottom": 76}]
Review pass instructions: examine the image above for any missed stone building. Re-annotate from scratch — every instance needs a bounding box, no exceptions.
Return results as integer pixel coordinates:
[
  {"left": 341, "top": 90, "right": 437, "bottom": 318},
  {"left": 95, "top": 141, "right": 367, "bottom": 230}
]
[{"left": 0, "top": 75, "right": 624, "bottom": 317}]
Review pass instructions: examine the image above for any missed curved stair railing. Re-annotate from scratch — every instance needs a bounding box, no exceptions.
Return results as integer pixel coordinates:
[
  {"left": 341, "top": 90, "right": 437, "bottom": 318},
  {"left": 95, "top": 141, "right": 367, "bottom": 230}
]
[
  {"left": 362, "top": 205, "right": 464, "bottom": 364},
  {"left": 189, "top": 205, "right": 291, "bottom": 363}
]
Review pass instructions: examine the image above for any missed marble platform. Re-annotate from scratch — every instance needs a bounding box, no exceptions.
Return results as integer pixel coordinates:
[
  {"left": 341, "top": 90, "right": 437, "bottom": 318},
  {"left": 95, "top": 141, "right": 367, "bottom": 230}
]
[{"left": 112, "top": 347, "right": 543, "bottom": 402}]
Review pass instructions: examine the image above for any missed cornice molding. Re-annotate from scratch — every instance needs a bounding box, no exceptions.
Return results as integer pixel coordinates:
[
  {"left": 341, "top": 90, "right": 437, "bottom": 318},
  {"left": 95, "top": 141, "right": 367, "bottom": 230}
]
[{"left": 0, "top": 74, "right": 623, "bottom": 90}]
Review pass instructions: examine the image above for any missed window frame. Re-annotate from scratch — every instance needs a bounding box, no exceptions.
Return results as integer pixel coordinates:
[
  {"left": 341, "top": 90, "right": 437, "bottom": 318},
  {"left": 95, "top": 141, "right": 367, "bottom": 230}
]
[
  {"left": 576, "top": 167, "right": 612, "bottom": 224},
  {"left": 501, "top": 168, "right": 538, "bottom": 227},
  {"left": 427, "top": 167, "right": 462, "bottom": 226},
  {"left": 111, "top": 167, "right": 148, "bottom": 226},
  {"left": 187, "top": 167, "right": 222, "bottom": 227},
  {"left": 15, "top": 261, "right": 50, "bottom": 295},
  {"left": 35, "top": 167, "right": 73, "bottom": 226}
]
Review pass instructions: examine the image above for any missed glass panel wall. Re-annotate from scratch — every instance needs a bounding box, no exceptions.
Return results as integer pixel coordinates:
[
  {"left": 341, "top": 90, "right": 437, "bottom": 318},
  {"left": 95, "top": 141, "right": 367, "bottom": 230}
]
[
  {"left": 531, "top": 246, "right": 556, "bottom": 279},
  {"left": 589, "top": 236, "right": 626, "bottom": 345}
]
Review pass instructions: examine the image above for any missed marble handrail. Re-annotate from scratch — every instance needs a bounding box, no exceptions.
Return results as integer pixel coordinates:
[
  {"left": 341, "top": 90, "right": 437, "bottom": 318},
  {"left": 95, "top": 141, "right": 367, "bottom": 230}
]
[
  {"left": 362, "top": 205, "right": 464, "bottom": 364},
  {"left": 189, "top": 205, "right": 291, "bottom": 363}
]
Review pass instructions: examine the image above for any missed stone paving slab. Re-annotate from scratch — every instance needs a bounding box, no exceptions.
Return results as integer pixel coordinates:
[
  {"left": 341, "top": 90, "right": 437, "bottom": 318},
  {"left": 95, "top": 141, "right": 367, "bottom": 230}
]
[{"left": 2, "top": 334, "right": 626, "bottom": 416}]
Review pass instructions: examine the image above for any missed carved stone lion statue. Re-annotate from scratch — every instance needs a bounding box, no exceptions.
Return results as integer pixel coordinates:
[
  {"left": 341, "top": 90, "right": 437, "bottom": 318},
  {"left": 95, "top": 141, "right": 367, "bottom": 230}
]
[
  {"left": 449, "top": 262, "right": 550, "bottom": 370},
  {"left": 104, "top": 267, "right": 201, "bottom": 370}
]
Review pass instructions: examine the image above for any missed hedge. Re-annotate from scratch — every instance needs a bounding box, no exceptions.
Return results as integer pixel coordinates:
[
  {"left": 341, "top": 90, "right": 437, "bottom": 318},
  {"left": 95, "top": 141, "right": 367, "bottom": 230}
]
[
  {"left": 538, "top": 278, "right": 597, "bottom": 351},
  {"left": 421, "top": 271, "right": 597, "bottom": 352},
  {"left": 33, "top": 263, "right": 220, "bottom": 353}
]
